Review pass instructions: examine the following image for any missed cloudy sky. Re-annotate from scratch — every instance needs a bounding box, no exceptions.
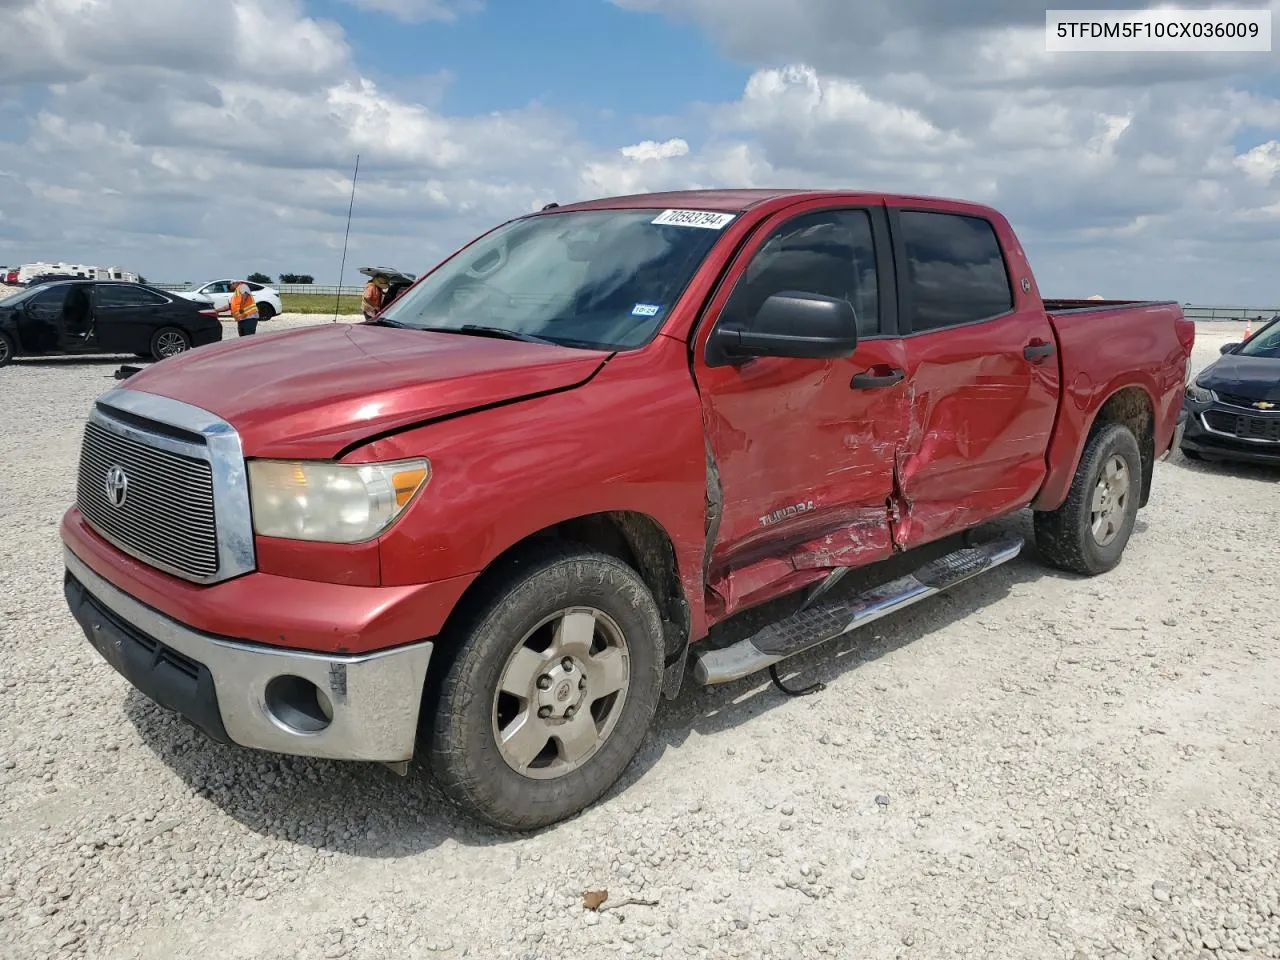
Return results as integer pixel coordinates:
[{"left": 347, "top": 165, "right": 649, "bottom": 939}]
[{"left": 1, "top": 0, "right": 1278, "bottom": 302}]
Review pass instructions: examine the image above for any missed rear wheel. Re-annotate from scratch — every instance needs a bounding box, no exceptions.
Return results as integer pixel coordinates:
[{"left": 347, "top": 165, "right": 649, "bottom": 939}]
[
  {"left": 0, "top": 332, "right": 13, "bottom": 367},
  {"left": 150, "top": 327, "right": 191, "bottom": 361},
  {"left": 428, "top": 546, "right": 665, "bottom": 830},
  {"left": 1034, "top": 422, "right": 1142, "bottom": 575}
]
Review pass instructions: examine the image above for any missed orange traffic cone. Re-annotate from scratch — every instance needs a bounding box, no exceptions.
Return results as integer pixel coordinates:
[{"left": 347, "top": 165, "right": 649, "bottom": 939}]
[{"left": 1244, "top": 317, "right": 1253, "bottom": 339}]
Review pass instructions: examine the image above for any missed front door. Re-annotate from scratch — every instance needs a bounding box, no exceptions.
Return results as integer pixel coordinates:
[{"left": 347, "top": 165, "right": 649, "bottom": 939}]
[
  {"left": 888, "top": 203, "right": 1060, "bottom": 548},
  {"left": 692, "top": 202, "right": 909, "bottom": 618},
  {"left": 201, "top": 281, "right": 234, "bottom": 311},
  {"left": 16, "top": 285, "right": 69, "bottom": 353}
]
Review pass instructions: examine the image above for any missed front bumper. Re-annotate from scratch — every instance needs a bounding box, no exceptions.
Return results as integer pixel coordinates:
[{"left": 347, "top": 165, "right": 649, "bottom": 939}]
[
  {"left": 64, "top": 546, "right": 433, "bottom": 763},
  {"left": 1180, "top": 400, "right": 1280, "bottom": 465}
]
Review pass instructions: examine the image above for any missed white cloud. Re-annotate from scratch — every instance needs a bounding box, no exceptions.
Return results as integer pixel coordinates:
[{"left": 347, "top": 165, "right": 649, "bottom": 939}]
[
  {"left": 1236, "top": 141, "right": 1280, "bottom": 182},
  {"left": 0, "top": 0, "right": 350, "bottom": 89},
  {"left": 611, "top": 0, "right": 1279, "bottom": 88},
  {"left": 620, "top": 138, "right": 690, "bottom": 161},
  {"left": 0, "top": 0, "right": 1278, "bottom": 302}
]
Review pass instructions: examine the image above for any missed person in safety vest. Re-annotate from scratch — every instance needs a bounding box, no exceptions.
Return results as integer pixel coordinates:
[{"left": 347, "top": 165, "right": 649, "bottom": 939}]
[
  {"left": 362, "top": 273, "right": 389, "bottom": 320},
  {"left": 220, "top": 281, "right": 259, "bottom": 336}
]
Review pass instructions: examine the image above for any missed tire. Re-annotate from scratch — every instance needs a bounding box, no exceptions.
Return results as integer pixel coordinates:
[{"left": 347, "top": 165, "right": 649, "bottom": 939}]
[
  {"left": 1034, "top": 422, "right": 1142, "bottom": 575},
  {"left": 0, "top": 331, "right": 13, "bottom": 367},
  {"left": 1180, "top": 447, "right": 1203, "bottom": 461},
  {"left": 257, "top": 303, "right": 275, "bottom": 321},
  {"left": 150, "top": 327, "right": 191, "bottom": 361},
  {"left": 428, "top": 545, "right": 665, "bottom": 830}
]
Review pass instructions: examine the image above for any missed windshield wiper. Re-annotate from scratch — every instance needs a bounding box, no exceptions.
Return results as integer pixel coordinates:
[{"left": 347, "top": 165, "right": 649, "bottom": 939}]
[
  {"left": 371, "top": 317, "right": 409, "bottom": 328},
  {"left": 416, "top": 324, "right": 562, "bottom": 346}
]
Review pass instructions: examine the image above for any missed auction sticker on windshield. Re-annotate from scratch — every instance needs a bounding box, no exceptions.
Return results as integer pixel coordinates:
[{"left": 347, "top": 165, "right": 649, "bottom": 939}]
[{"left": 651, "top": 209, "right": 736, "bottom": 229}]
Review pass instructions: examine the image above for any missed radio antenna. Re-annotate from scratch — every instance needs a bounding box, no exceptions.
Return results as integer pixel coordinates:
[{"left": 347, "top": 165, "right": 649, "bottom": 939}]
[{"left": 334, "top": 153, "right": 360, "bottom": 322}]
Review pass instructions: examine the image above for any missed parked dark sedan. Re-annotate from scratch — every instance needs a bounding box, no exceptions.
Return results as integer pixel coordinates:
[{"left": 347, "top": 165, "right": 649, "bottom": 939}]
[
  {"left": 0, "top": 280, "right": 222, "bottom": 367},
  {"left": 1180, "top": 314, "right": 1280, "bottom": 466}
]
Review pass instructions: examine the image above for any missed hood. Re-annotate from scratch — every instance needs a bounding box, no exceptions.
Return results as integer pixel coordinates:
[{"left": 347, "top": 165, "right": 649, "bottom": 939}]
[
  {"left": 1198, "top": 353, "right": 1280, "bottom": 403},
  {"left": 116, "top": 322, "right": 610, "bottom": 458}
]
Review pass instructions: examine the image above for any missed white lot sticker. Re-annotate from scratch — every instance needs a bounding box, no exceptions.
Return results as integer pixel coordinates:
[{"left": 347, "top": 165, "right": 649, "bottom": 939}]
[
  {"left": 651, "top": 209, "right": 736, "bottom": 229},
  {"left": 631, "top": 303, "right": 660, "bottom": 317}
]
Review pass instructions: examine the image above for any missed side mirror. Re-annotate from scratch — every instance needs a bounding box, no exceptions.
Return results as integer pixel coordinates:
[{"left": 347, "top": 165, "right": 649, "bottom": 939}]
[
  {"left": 1220, "top": 342, "right": 1240, "bottom": 354},
  {"left": 707, "top": 291, "right": 858, "bottom": 366}
]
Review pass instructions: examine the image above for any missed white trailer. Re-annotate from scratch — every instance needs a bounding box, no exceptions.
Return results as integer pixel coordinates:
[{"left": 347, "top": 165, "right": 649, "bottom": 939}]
[{"left": 15, "top": 262, "right": 138, "bottom": 284}]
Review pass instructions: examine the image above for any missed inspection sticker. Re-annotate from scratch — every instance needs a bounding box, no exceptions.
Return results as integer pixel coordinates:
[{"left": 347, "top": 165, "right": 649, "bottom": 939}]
[
  {"left": 631, "top": 303, "right": 661, "bottom": 317},
  {"left": 651, "top": 209, "right": 736, "bottom": 229}
]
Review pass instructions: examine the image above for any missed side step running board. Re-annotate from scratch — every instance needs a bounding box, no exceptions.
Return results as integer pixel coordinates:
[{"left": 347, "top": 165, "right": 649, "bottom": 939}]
[{"left": 691, "top": 532, "right": 1023, "bottom": 685}]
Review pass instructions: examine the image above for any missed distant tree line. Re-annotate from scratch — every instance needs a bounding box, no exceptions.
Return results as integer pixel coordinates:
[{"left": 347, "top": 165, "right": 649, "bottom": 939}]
[{"left": 244, "top": 272, "right": 315, "bottom": 285}]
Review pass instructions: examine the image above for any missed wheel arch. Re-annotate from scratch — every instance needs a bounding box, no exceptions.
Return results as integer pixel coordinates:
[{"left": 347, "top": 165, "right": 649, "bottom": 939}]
[
  {"left": 1035, "top": 380, "right": 1158, "bottom": 512},
  {"left": 1085, "top": 384, "right": 1157, "bottom": 508},
  {"left": 417, "top": 510, "right": 691, "bottom": 738}
]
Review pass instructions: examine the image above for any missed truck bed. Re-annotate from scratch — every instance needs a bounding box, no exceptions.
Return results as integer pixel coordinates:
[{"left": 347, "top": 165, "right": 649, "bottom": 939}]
[
  {"left": 1043, "top": 298, "right": 1173, "bottom": 314},
  {"left": 1033, "top": 298, "right": 1195, "bottom": 511}
]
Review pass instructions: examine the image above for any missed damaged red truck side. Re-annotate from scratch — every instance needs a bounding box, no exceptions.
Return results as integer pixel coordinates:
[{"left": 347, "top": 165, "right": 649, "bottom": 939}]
[{"left": 60, "top": 189, "right": 1195, "bottom": 829}]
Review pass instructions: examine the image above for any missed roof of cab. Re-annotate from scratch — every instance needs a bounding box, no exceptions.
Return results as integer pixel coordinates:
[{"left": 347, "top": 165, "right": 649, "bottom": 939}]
[
  {"left": 546, "top": 189, "right": 819, "bottom": 213},
  {"left": 536, "top": 188, "right": 1003, "bottom": 219}
]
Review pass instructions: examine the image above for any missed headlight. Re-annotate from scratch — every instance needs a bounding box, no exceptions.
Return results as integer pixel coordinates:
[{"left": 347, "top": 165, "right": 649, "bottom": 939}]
[
  {"left": 1185, "top": 382, "right": 1214, "bottom": 404},
  {"left": 247, "top": 458, "right": 430, "bottom": 542}
]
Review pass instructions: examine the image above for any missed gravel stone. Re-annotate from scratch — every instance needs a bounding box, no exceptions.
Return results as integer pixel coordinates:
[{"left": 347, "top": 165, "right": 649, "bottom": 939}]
[{"left": 1, "top": 317, "right": 1277, "bottom": 959}]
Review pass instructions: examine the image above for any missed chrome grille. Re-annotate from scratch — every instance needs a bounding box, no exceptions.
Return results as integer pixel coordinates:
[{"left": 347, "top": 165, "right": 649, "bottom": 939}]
[{"left": 77, "top": 419, "right": 219, "bottom": 578}]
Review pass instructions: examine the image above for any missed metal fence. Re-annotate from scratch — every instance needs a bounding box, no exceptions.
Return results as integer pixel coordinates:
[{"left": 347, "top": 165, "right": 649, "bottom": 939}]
[
  {"left": 154, "top": 282, "right": 364, "bottom": 296},
  {"left": 1179, "top": 305, "right": 1278, "bottom": 323}
]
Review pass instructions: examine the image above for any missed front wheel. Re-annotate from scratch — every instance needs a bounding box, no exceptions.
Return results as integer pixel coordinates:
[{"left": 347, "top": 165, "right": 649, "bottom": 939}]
[
  {"left": 257, "top": 303, "right": 276, "bottom": 321},
  {"left": 1033, "top": 421, "right": 1142, "bottom": 575},
  {"left": 428, "top": 546, "right": 665, "bottom": 830},
  {"left": 150, "top": 327, "right": 191, "bottom": 360}
]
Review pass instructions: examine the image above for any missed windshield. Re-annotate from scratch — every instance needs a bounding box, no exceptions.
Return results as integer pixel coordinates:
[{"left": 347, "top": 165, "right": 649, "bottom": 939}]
[
  {"left": 0, "top": 286, "right": 41, "bottom": 307},
  {"left": 375, "top": 208, "right": 734, "bottom": 350},
  {"left": 1237, "top": 316, "right": 1280, "bottom": 358}
]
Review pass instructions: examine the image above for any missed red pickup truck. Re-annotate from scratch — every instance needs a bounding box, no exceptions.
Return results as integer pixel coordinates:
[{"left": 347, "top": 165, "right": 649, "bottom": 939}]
[{"left": 60, "top": 189, "right": 1194, "bottom": 829}]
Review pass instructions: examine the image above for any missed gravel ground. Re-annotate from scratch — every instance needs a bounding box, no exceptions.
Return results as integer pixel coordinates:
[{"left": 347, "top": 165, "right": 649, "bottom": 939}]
[{"left": 1, "top": 314, "right": 1278, "bottom": 960}]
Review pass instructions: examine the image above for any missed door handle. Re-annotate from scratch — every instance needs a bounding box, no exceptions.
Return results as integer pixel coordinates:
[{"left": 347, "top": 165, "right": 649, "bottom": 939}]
[
  {"left": 850, "top": 367, "right": 904, "bottom": 389},
  {"left": 1024, "top": 341, "right": 1055, "bottom": 360}
]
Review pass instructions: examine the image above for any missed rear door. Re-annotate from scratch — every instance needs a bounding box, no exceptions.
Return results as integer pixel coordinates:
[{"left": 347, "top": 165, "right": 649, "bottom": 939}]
[
  {"left": 92, "top": 284, "right": 171, "bottom": 352},
  {"left": 888, "top": 203, "right": 1060, "bottom": 548},
  {"left": 691, "top": 201, "right": 910, "bottom": 614}
]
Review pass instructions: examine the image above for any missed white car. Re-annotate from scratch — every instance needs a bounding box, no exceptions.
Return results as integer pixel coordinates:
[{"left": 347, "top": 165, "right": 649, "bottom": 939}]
[{"left": 177, "top": 279, "right": 282, "bottom": 320}]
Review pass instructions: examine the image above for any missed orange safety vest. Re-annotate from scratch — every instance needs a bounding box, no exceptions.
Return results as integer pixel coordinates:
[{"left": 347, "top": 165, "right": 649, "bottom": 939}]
[{"left": 229, "top": 288, "right": 258, "bottom": 321}]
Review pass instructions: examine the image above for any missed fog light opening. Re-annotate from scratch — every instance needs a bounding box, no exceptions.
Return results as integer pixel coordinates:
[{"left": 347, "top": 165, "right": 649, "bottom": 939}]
[{"left": 264, "top": 675, "right": 333, "bottom": 734}]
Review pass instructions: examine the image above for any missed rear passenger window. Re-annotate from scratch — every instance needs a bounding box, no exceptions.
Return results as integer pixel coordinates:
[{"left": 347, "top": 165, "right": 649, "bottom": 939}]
[
  {"left": 898, "top": 211, "right": 1013, "bottom": 331},
  {"left": 97, "top": 285, "right": 167, "bottom": 307},
  {"left": 724, "top": 209, "right": 880, "bottom": 337}
]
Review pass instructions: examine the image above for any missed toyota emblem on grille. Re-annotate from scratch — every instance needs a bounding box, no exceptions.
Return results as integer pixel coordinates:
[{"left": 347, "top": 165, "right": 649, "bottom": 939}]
[{"left": 104, "top": 465, "right": 129, "bottom": 507}]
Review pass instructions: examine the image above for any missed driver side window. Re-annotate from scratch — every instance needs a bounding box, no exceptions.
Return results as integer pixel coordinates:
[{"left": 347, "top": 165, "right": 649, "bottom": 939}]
[
  {"left": 27, "top": 286, "right": 69, "bottom": 322},
  {"left": 722, "top": 209, "right": 880, "bottom": 337}
]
